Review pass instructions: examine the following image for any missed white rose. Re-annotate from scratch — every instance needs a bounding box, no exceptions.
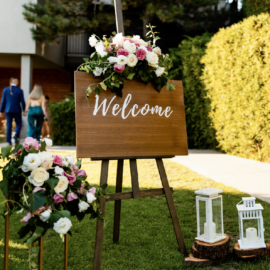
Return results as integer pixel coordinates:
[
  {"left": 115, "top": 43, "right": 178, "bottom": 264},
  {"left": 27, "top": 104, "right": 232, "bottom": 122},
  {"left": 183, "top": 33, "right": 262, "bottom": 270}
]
[
  {"left": 54, "top": 176, "right": 69, "bottom": 194},
  {"left": 139, "top": 39, "right": 148, "bottom": 46},
  {"left": 108, "top": 56, "right": 118, "bottom": 63},
  {"left": 112, "top": 33, "right": 124, "bottom": 48},
  {"left": 86, "top": 192, "right": 97, "bottom": 204},
  {"left": 29, "top": 167, "right": 49, "bottom": 187},
  {"left": 53, "top": 217, "right": 72, "bottom": 234},
  {"left": 39, "top": 209, "right": 51, "bottom": 222},
  {"left": 127, "top": 54, "right": 138, "bottom": 67},
  {"left": 42, "top": 138, "right": 53, "bottom": 147},
  {"left": 95, "top": 41, "right": 107, "bottom": 57},
  {"left": 149, "top": 63, "right": 159, "bottom": 68},
  {"left": 155, "top": 67, "right": 165, "bottom": 77},
  {"left": 21, "top": 165, "right": 29, "bottom": 172},
  {"left": 23, "top": 153, "right": 41, "bottom": 171},
  {"left": 146, "top": 52, "right": 159, "bottom": 66},
  {"left": 93, "top": 67, "right": 103, "bottom": 76},
  {"left": 132, "top": 35, "right": 141, "bottom": 43},
  {"left": 55, "top": 166, "right": 64, "bottom": 175},
  {"left": 138, "top": 45, "right": 148, "bottom": 53},
  {"left": 89, "top": 35, "right": 98, "bottom": 47},
  {"left": 153, "top": 47, "right": 162, "bottom": 55},
  {"left": 38, "top": 151, "right": 53, "bottom": 170},
  {"left": 123, "top": 40, "right": 136, "bottom": 54},
  {"left": 64, "top": 155, "right": 74, "bottom": 165},
  {"left": 117, "top": 55, "right": 128, "bottom": 65},
  {"left": 78, "top": 201, "right": 90, "bottom": 212}
]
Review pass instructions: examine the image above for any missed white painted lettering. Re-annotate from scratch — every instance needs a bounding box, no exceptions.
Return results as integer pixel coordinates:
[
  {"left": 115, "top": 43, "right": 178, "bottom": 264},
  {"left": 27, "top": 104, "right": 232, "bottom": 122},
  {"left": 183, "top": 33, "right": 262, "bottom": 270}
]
[
  {"left": 93, "top": 95, "right": 116, "bottom": 116},
  {"left": 141, "top": 104, "right": 150, "bottom": 115},
  {"left": 164, "top": 106, "right": 173, "bottom": 118},
  {"left": 122, "top": 94, "right": 132, "bottom": 119},
  {"left": 112, "top": 104, "right": 121, "bottom": 116},
  {"left": 131, "top": 104, "right": 141, "bottom": 117}
]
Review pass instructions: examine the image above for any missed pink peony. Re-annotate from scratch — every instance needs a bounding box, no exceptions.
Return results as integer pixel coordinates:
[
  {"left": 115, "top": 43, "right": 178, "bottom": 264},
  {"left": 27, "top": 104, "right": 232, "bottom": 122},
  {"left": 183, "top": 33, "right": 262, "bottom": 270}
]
[
  {"left": 33, "top": 187, "right": 46, "bottom": 193},
  {"left": 63, "top": 171, "right": 76, "bottom": 185},
  {"left": 136, "top": 49, "right": 147, "bottom": 60},
  {"left": 67, "top": 192, "right": 78, "bottom": 202},
  {"left": 88, "top": 187, "right": 96, "bottom": 195},
  {"left": 146, "top": 45, "right": 152, "bottom": 52},
  {"left": 23, "top": 137, "right": 40, "bottom": 151},
  {"left": 12, "top": 149, "right": 22, "bottom": 157},
  {"left": 117, "top": 49, "right": 129, "bottom": 57},
  {"left": 21, "top": 212, "right": 31, "bottom": 223},
  {"left": 53, "top": 155, "right": 63, "bottom": 166},
  {"left": 77, "top": 182, "right": 86, "bottom": 194},
  {"left": 78, "top": 170, "right": 87, "bottom": 177},
  {"left": 114, "top": 64, "right": 125, "bottom": 73},
  {"left": 52, "top": 193, "right": 64, "bottom": 204}
]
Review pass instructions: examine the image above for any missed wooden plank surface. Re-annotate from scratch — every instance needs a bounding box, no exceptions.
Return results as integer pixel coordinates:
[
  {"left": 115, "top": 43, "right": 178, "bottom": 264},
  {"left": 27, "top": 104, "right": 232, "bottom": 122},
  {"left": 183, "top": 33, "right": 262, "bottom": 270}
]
[
  {"left": 91, "top": 155, "right": 175, "bottom": 161},
  {"left": 130, "top": 159, "right": 140, "bottom": 199},
  {"left": 156, "top": 158, "right": 187, "bottom": 254},
  {"left": 113, "top": 159, "right": 124, "bottom": 242},
  {"left": 75, "top": 72, "right": 188, "bottom": 158}
]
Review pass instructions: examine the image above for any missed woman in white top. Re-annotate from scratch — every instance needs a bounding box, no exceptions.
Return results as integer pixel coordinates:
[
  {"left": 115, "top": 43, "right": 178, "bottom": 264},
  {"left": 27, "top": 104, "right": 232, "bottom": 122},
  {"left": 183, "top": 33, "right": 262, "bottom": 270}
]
[{"left": 24, "top": 84, "right": 46, "bottom": 141}]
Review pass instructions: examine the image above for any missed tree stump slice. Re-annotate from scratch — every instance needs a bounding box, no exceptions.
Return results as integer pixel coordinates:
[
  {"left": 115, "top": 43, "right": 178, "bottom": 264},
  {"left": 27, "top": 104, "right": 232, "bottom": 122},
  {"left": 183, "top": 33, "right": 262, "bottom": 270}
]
[
  {"left": 191, "top": 244, "right": 229, "bottom": 260},
  {"left": 233, "top": 243, "right": 270, "bottom": 258},
  {"left": 194, "top": 234, "right": 230, "bottom": 253},
  {"left": 184, "top": 254, "right": 213, "bottom": 266}
]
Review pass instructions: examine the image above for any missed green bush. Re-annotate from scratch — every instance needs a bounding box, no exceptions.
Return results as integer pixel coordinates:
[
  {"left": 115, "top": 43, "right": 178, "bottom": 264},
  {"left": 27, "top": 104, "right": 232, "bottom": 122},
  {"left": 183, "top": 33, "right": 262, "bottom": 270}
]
[
  {"left": 242, "top": 0, "right": 270, "bottom": 17},
  {"left": 49, "top": 96, "right": 75, "bottom": 146},
  {"left": 170, "top": 33, "right": 216, "bottom": 149},
  {"left": 201, "top": 13, "right": 270, "bottom": 161}
]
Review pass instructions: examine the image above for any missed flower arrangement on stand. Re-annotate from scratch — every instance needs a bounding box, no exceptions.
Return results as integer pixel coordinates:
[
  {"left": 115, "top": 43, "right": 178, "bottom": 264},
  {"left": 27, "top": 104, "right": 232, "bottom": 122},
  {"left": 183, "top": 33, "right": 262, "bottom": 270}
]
[
  {"left": 78, "top": 25, "right": 175, "bottom": 98},
  {"left": 0, "top": 137, "right": 106, "bottom": 270}
]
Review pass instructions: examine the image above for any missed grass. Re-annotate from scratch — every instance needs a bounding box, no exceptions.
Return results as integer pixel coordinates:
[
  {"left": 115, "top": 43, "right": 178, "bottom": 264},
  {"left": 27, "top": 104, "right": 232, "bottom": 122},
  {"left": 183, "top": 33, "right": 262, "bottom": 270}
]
[{"left": 0, "top": 151, "right": 270, "bottom": 269}]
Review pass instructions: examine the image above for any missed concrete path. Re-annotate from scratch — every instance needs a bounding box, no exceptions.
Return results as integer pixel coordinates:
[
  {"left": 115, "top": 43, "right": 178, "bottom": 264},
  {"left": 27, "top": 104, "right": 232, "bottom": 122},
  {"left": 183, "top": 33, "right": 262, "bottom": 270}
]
[{"left": 172, "top": 150, "right": 270, "bottom": 203}]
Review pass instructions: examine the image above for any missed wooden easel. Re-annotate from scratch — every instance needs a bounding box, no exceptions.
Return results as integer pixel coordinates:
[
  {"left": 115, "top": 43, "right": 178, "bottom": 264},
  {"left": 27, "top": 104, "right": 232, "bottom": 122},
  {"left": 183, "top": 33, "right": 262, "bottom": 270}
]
[{"left": 92, "top": 157, "right": 187, "bottom": 270}]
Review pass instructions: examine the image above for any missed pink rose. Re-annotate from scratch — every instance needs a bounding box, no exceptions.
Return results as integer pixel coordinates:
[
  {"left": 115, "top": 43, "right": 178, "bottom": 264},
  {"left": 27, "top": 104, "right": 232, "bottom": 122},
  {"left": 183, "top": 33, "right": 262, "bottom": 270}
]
[
  {"left": 20, "top": 212, "right": 31, "bottom": 223},
  {"left": 52, "top": 193, "right": 64, "bottom": 204},
  {"left": 33, "top": 187, "right": 46, "bottom": 193},
  {"left": 53, "top": 155, "right": 63, "bottom": 166},
  {"left": 71, "top": 164, "right": 79, "bottom": 174},
  {"left": 135, "top": 42, "right": 140, "bottom": 47},
  {"left": 146, "top": 45, "right": 152, "bottom": 52},
  {"left": 117, "top": 48, "right": 129, "bottom": 57},
  {"left": 114, "top": 64, "right": 125, "bottom": 73},
  {"left": 136, "top": 49, "right": 146, "bottom": 60},
  {"left": 12, "top": 149, "right": 22, "bottom": 157},
  {"left": 88, "top": 187, "right": 96, "bottom": 195},
  {"left": 78, "top": 170, "right": 87, "bottom": 177},
  {"left": 23, "top": 137, "right": 40, "bottom": 151},
  {"left": 67, "top": 192, "right": 78, "bottom": 202},
  {"left": 63, "top": 171, "right": 76, "bottom": 185},
  {"left": 77, "top": 182, "right": 86, "bottom": 194}
]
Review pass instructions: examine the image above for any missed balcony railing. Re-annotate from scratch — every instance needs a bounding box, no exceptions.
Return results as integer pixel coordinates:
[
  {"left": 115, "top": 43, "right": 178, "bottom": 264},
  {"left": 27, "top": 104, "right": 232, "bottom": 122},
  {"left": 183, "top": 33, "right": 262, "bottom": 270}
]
[{"left": 66, "top": 31, "right": 90, "bottom": 57}]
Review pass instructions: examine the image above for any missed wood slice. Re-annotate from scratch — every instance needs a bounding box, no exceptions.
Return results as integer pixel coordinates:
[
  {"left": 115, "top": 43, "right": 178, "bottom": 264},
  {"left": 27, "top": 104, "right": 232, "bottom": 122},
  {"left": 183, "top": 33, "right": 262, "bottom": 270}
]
[
  {"left": 184, "top": 254, "right": 213, "bottom": 266},
  {"left": 194, "top": 234, "right": 230, "bottom": 253},
  {"left": 233, "top": 243, "right": 270, "bottom": 258},
  {"left": 191, "top": 244, "right": 229, "bottom": 260}
]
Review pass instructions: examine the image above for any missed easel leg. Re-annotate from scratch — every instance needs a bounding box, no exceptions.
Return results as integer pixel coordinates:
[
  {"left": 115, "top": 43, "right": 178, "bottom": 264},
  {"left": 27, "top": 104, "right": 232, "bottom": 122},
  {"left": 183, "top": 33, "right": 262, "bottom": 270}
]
[
  {"left": 113, "top": 159, "right": 124, "bottom": 243},
  {"left": 4, "top": 197, "right": 9, "bottom": 270},
  {"left": 156, "top": 158, "right": 187, "bottom": 254},
  {"left": 130, "top": 159, "right": 140, "bottom": 199},
  {"left": 64, "top": 234, "right": 68, "bottom": 270},
  {"left": 39, "top": 236, "right": 44, "bottom": 270},
  {"left": 93, "top": 160, "right": 109, "bottom": 270}
]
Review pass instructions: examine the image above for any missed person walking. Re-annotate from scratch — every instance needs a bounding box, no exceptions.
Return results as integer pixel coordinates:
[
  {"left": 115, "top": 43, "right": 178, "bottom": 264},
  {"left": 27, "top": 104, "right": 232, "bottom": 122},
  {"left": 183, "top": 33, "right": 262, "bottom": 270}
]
[
  {"left": 41, "top": 95, "right": 50, "bottom": 138},
  {"left": 0, "top": 78, "right": 26, "bottom": 145},
  {"left": 23, "top": 84, "right": 46, "bottom": 141}
]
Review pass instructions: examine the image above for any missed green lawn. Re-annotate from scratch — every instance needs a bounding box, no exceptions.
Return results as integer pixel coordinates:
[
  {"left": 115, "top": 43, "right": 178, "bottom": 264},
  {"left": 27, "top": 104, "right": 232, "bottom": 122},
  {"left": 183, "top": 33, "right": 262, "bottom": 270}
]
[{"left": 0, "top": 152, "right": 270, "bottom": 269}]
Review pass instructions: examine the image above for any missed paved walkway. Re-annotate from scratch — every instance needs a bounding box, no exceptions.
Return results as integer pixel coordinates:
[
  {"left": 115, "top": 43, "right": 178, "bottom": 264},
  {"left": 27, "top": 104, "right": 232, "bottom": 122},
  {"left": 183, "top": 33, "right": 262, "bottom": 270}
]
[{"left": 172, "top": 150, "right": 270, "bottom": 203}]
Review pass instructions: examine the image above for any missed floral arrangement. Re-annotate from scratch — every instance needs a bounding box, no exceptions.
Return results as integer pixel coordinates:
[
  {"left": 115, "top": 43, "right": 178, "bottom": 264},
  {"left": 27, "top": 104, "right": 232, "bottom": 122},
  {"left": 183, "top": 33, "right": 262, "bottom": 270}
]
[
  {"left": 0, "top": 137, "right": 106, "bottom": 268},
  {"left": 78, "top": 25, "right": 175, "bottom": 98}
]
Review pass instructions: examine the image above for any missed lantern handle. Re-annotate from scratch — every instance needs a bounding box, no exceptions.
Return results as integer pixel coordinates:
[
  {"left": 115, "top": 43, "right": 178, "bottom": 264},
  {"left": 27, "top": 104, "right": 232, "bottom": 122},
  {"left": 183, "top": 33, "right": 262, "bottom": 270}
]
[{"left": 201, "top": 179, "right": 216, "bottom": 193}]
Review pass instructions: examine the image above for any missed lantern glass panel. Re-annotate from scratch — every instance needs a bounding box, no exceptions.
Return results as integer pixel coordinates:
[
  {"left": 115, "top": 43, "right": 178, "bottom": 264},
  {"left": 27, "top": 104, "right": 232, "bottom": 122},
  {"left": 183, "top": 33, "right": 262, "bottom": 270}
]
[
  {"left": 212, "top": 197, "right": 222, "bottom": 237},
  {"left": 242, "top": 219, "right": 260, "bottom": 244},
  {"left": 199, "top": 199, "right": 206, "bottom": 238}
]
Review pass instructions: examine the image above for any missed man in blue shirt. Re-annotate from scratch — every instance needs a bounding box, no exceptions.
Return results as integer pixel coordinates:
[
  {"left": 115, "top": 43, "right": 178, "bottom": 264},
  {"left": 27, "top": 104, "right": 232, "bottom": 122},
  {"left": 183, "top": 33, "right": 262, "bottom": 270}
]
[{"left": 0, "top": 78, "right": 26, "bottom": 145}]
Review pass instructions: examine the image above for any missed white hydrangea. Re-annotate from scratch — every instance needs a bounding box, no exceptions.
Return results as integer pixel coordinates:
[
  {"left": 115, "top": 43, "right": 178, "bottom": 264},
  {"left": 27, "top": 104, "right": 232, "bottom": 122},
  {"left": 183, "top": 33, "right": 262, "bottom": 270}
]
[{"left": 112, "top": 33, "right": 124, "bottom": 48}]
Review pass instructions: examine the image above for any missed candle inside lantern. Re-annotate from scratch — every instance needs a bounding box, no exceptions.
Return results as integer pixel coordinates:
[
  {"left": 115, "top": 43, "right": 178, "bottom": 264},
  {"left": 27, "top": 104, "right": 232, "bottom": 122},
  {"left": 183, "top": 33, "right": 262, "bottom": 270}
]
[
  {"left": 204, "top": 222, "right": 216, "bottom": 239},
  {"left": 246, "top": 227, "right": 257, "bottom": 243}
]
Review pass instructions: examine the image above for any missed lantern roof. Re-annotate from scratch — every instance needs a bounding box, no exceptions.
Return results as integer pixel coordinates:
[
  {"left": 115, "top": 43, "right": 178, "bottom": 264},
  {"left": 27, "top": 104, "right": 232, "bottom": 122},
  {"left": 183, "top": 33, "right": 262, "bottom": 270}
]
[{"left": 194, "top": 188, "right": 223, "bottom": 196}]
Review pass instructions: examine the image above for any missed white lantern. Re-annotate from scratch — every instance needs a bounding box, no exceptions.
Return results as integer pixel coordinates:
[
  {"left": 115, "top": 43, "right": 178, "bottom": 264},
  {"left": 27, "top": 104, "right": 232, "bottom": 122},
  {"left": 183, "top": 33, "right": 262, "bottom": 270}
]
[
  {"left": 195, "top": 180, "right": 225, "bottom": 243},
  {"left": 237, "top": 197, "right": 265, "bottom": 249}
]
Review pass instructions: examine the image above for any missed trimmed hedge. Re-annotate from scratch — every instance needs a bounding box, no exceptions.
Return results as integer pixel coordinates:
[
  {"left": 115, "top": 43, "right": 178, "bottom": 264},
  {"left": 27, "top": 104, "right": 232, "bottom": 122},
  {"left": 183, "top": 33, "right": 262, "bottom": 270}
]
[
  {"left": 49, "top": 96, "right": 75, "bottom": 146},
  {"left": 170, "top": 33, "right": 216, "bottom": 149},
  {"left": 201, "top": 13, "right": 270, "bottom": 161},
  {"left": 242, "top": 0, "right": 270, "bottom": 17}
]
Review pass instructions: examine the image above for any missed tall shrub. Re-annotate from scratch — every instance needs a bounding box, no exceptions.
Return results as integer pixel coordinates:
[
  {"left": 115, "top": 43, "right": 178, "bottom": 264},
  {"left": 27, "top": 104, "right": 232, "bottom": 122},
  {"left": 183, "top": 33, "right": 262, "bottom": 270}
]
[
  {"left": 170, "top": 33, "right": 216, "bottom": 148},
  {"left": 49, "top": 96, "right": 75, "bottom": 146},
  {"left": 201, "top": 13, "right": 270, "bottom": 161},
  {"left": 242, "top": 0, "right": 270, "bottom": 17}
]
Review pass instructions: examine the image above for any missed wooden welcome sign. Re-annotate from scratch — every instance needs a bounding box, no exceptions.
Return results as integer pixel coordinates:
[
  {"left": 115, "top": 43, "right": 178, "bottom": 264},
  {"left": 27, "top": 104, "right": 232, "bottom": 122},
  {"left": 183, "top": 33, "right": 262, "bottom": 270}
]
[{"left": 74, "top": 71, "right": 188, "bottom": 158}]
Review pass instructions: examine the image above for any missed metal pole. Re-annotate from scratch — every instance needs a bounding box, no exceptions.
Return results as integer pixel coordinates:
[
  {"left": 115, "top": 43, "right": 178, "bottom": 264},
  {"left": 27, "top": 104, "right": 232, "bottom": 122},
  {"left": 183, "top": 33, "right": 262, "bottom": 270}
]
[{"left": 114, "top": 0, "right": 125, "bottom": 35}]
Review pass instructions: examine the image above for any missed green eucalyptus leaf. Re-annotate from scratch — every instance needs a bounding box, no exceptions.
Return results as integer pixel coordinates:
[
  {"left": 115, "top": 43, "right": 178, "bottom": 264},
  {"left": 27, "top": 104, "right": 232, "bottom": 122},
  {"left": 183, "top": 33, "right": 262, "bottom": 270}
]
[
  {"left": 127, "top": 73, "right": 136, "bottom": 80},
  {"left": 27, "top": 226, "right": 44, "bottom": 244},
  {"left": 1, "top": 145, "right": 12, "bottom": 159},
  {"left": 100, "top": 82, "right": 107, "bottom": 90},
  {"left": 39, "top": 141, "right": 46, "bottom": 152}
]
